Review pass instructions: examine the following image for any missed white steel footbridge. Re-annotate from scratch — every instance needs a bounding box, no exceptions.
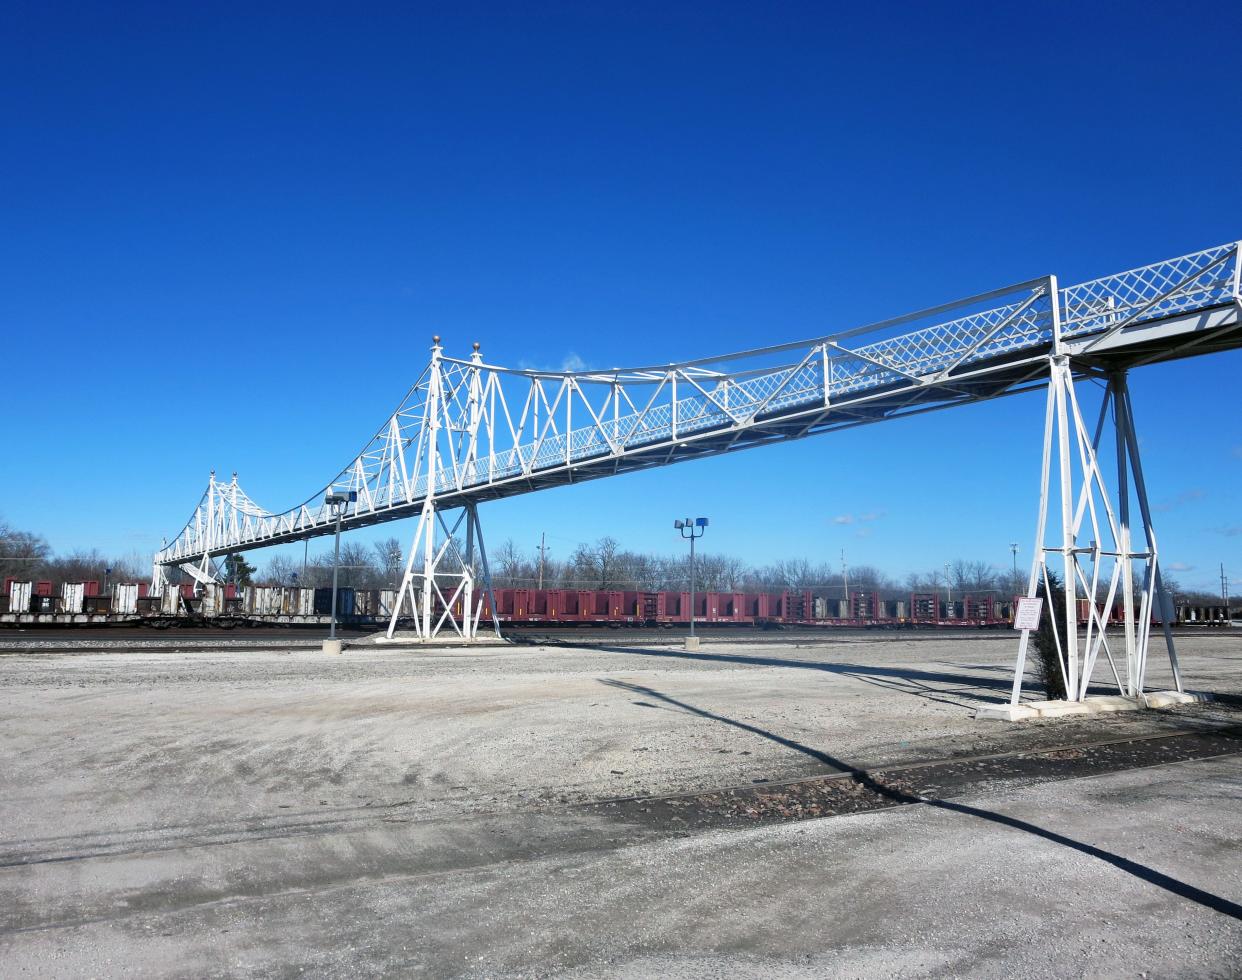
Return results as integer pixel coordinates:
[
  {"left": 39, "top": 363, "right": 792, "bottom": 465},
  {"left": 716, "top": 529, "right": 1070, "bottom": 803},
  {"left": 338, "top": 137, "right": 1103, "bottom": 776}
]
[{"left": 154, "top": 240, "right": 1242, "bottom": 704}]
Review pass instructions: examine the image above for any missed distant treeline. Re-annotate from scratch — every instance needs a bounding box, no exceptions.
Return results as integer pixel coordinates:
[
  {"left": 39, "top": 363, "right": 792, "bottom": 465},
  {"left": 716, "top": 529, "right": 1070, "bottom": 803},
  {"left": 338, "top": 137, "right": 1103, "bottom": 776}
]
[{"left": 2, "top": 518, "right": 1230, "bottom": 605}]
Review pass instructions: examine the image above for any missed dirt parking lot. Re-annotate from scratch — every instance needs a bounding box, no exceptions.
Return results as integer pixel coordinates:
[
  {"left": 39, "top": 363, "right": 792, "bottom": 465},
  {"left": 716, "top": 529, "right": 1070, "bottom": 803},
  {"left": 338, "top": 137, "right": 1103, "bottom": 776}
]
[{"left": 1, "top": 631, "right": 1240, "bottom": 977}]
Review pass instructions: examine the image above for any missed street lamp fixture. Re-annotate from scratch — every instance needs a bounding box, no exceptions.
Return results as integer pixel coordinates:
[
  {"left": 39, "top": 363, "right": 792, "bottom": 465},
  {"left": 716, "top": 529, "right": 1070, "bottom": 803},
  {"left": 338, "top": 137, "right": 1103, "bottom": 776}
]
[
  {"left": 675, "top": 517, "right": 708, "bottom": 642},
  {"left": 325, "top": 490, "right": 357, "bottom": 642}
]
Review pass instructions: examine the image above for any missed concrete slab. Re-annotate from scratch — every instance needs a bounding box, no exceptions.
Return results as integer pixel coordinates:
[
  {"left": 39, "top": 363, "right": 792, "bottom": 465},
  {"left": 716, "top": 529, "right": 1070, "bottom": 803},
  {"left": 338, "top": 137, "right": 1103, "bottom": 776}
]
[
  {"left": 1084, "top": 695, "right": 1142, "bottom": 713},
  {"left": 321, "top": 639, "right": 343, "bottom": 655},
  {"left": 684, "top": 636, "right": 702, "bottom": 651},
  {"left": 1146, "top": 689, "right": 1215, "bottom": 708},
  {"left": 1027, "top": 700, "right": 1092, "bottom": 718},
  {"left": 370, "top": 632, "right": 510, "bottom": 648},
  {"left": 987, "top": 692, "right": 1212, "bottom": 720},
  {"left": 974, "top": 703, "right": 1038, "bottom": 721}
]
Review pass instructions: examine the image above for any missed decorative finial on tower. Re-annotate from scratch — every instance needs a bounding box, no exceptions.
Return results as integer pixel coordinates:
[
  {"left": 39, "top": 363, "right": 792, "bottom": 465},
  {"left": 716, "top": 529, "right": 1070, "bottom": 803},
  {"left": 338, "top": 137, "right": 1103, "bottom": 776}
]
[
  {"left": 433, "top": 334, "right": 441, "bottom": 345},
  {"left": 473, "top": 341, "right": 480, "bottom": 352}
]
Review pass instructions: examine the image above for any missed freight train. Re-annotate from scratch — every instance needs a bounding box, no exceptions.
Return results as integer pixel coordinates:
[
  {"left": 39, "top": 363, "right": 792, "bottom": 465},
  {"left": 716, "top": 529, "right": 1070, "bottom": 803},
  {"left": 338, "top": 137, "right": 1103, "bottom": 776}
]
[{"left": 1, "top": 577, "right": 1234, "bottom": 630}]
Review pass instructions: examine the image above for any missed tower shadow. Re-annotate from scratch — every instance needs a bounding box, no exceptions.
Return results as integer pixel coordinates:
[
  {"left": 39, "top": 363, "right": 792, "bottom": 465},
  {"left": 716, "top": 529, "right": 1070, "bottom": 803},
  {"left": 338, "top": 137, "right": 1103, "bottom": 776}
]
[
  {"left": 537, "top": 637, "right": 1017, "bottom": 706},
  {"left": 599, "top": 678, "right": 1242, "bottom": 921}
]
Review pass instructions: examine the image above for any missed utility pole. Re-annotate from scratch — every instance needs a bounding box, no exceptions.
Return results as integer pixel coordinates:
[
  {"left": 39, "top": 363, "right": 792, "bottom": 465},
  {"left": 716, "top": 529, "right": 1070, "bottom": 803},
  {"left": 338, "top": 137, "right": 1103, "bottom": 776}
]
[
  {"left": 841, "top": 548, "right": 849, "bottom": 605},
  {"left": 1010, "top": 542, "right": 1019, "bottom": 576},
  {"left": 538, "top": 532, "right": 547, "bottom": 589},
  {"left": 944, "top": 561, "right": 953, "bottom": 619},
  {"left": 1223, "top": 562, "right": 1230, "bottom": 616}
]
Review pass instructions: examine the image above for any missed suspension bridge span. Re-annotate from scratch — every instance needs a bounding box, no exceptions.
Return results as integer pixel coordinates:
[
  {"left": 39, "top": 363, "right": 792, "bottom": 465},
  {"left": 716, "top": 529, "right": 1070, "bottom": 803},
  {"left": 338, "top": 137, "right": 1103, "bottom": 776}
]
[{"left": 154, "top": 239, "right": 1242, "bottom": 705}]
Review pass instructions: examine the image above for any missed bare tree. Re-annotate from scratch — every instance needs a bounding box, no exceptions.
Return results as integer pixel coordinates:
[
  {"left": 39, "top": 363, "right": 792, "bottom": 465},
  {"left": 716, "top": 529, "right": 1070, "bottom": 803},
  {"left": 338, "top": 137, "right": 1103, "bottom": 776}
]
[
  {"left": 493, "top": 538, "right": 529, "bottom": 587},
  {"left": 332, "top": 542, "right": 380, "bottom": 588},
  {"left": 262, "top": 554, "right": 302, "bottom": 586},
  {"left": 906, "top": 569, "right": 945, "bottom": 592},
  {"left": 111, "top": 550, "right": 150, "bottom": 583},
  {"left": 850, "top": 564, "right": 891, "bottom": 591},
  {"left": 595, "top": 536, "right": 620, "bottom": 588},
  {"left": 949, "top": 559, "right": 999, "bottom": 594},
  {"left": 0, "top": 521, "right": 51, "bottom": 582},
  {"left": 1001, "top": 567, "right": 1027, "bottom": 598},
  {"left": 374, "top": 537, "right": 404, "bottom": 586},
  {"left": 41, "top": 548, "right": 112, "bottom": 584}
]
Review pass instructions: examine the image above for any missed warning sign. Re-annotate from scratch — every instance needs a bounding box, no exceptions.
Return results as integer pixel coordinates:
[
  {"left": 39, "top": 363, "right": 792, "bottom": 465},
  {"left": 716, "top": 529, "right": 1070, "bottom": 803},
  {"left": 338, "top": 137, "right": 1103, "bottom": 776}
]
[{"left": 1014, "top": 596, "right": 1043, "bottom": 631}]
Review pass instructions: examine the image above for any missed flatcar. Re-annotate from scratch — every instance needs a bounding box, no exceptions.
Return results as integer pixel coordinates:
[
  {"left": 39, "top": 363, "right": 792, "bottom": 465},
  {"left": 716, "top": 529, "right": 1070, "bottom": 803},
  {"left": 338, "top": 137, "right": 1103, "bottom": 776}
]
[{"left": 1, "top": 577, "right": 1232, "bottom": 629}]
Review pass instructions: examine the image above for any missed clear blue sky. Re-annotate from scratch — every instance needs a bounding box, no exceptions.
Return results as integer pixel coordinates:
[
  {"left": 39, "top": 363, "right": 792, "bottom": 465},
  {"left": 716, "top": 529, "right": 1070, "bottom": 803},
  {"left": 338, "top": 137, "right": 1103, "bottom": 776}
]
[{"left": 3, "top": 2, "right": 1240, "bottom": 592}]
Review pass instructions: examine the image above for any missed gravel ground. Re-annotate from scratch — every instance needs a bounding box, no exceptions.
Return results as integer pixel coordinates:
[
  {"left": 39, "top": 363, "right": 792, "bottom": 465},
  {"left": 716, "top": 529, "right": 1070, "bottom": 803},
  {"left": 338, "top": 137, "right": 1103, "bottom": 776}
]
[{"left": 1, "top": 631, "right": 1239, "bottom": 976}]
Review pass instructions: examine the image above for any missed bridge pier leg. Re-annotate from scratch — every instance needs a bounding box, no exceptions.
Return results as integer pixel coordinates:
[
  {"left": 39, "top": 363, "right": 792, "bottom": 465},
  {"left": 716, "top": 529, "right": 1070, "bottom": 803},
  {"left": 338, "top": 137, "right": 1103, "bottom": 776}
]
[
  {"left": 151, "top": 545, "right": 168, "bottom": 598},
  {"left": 385, "top": 501, "right": 502, "bottom": 643},
  {"left": 1010, "top": 360, "right": 1179, "bottom": 704}
]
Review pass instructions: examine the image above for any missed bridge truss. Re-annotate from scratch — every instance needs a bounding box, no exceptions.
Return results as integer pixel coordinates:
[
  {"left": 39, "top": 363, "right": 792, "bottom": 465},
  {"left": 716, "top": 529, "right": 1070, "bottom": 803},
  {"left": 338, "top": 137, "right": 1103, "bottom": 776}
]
[{"left": 155, "top": 240, "right": 1242, "bottom": 701}]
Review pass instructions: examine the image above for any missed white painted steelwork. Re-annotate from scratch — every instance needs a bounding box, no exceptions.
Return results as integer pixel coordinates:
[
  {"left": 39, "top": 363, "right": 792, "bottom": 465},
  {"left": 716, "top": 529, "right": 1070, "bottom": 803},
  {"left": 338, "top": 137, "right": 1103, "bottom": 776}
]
[
  {"left": 153, "top": 242, "right": 1242, "bottom": 664},
  {"left": 1009, "top": 361, "right": 1181, "bottom": 703}
]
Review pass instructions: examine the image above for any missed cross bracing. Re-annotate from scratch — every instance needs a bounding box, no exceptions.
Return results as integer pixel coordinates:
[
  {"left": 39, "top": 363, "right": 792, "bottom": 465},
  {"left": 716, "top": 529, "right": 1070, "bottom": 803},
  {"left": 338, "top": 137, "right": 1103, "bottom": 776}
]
[{"left": 156, "top": 239, "right": 1242, "bottom": 569}]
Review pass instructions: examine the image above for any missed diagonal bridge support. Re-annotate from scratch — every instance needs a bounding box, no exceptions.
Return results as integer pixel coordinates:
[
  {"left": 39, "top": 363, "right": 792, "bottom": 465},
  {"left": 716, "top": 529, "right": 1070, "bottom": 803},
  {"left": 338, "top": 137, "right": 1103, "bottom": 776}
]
[
  {"left": 1010, "top": 354, "right": 1179, "bottom": 704},
  {"left": 385, "top": 338, "right": 501, "bottom": 643},
  {"left": 386, "top": 500, "right": 501, "bottom": 642}
]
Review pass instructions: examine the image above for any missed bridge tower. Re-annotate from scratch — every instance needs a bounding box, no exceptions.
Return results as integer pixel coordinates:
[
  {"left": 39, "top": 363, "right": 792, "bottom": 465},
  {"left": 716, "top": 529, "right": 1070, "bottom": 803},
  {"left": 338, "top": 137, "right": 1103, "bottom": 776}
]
[
  {"left": 151, "top": 470, "right": 229, "bottom": 599},
  {"left": 1010, "top": 286, "right": 1180, "bottom": 705},
  {"left": 385, "top": 338, "right": 502, "bottom": 642}
]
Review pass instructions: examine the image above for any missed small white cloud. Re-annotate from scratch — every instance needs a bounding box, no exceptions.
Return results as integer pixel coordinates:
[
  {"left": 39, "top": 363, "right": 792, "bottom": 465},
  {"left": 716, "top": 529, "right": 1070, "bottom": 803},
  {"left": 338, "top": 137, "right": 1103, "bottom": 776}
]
[
  {"left": 832, "top": 515, "right": 855, "bottom": 525},
  {"left": 1153, "top": 489, "right": 1205, "bottom": 513},
  {"left": 859, "top": 511, "right": 886, "bottom": 523},
  {"left": 855, "top": 526, "right": 873, "bottom": 539},
  {"left": 515, "top": 352, "right": 589, "bottom": 373},
  {"left": 1216, "top": 525, "right": 1242, "bottom": 538},
  {"left": 1166, "top": 561, "right": 1194, "bottom": 572}
]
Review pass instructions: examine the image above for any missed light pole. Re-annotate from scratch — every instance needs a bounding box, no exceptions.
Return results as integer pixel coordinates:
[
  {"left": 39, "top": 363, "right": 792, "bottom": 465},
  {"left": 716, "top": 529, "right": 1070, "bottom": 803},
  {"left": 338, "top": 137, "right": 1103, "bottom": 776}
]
[
  {"left": 944, "top": 561, "right": 952, "bottom": 619},
  {"left": 675, "top": 517, "right": 708, "bottom": 645},
  {"left": 1010, "top": 543, "right": 1019, "bottom": 579},
  {"left": 324, "top": 490, "right": 357, "bottom": 647},
  {"left": 389, "top": 544, "right": 402, "bottom": 587}
]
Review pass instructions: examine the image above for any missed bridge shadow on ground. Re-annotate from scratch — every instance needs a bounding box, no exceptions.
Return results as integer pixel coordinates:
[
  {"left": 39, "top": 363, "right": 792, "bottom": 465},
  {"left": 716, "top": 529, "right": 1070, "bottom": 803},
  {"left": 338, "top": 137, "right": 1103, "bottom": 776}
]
[
  {"left": 599, "top": 678, "right": 1242, "bottom": 921},
  {"left": 533, "top": 638, "right": 1016, "bottom": 708}
]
